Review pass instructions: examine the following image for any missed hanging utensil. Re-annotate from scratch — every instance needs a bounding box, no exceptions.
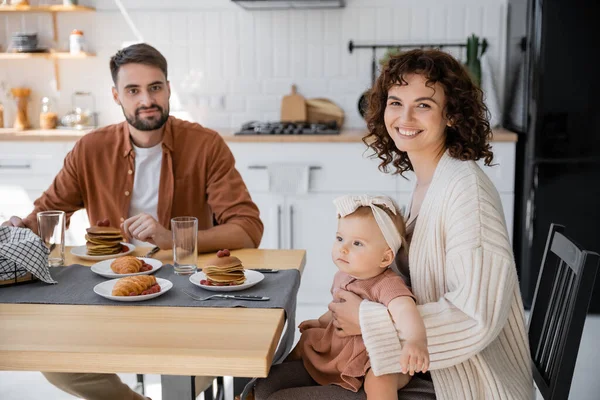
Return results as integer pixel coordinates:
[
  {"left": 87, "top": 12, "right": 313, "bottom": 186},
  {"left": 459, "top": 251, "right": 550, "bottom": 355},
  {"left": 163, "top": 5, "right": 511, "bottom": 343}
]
[{"left": 357, "top": 45, "right": 377, "bottom": 119}]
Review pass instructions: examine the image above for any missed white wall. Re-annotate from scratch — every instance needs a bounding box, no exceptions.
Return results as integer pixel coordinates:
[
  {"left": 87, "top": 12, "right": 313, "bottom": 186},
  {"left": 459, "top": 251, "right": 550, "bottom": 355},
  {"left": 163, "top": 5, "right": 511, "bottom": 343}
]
[{"left": 0, "top": 0, "right": 508, "bottom": 130}]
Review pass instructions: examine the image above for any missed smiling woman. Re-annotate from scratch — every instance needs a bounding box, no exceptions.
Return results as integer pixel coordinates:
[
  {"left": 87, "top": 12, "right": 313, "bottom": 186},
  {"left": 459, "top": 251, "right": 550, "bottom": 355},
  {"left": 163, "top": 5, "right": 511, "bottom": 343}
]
[
  {"left": 364, "top": 49, "right": 494, "bottom": 178},
  {"left": 253, "top": 50, "right": 533, "bottom": 400}
]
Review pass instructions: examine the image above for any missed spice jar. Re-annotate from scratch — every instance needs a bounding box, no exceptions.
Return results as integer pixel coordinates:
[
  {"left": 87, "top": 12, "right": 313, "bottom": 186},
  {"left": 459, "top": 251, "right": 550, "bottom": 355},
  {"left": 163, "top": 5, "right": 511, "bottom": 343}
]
[
  {"left": 40, "top": 97, "right": 57, "bottom": 130},
  {"left": 69, "top": 29, "right": 85, "bottom": 55},
  {"left": 0, "top": 101, "right": 4, "bottom": 128}
]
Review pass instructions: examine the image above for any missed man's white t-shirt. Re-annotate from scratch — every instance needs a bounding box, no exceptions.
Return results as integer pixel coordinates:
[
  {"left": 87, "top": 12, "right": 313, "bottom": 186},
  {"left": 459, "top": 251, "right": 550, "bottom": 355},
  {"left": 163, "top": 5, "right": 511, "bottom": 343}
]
[{"left": 128, "top": 142, "right": 162, "bottom": 247}]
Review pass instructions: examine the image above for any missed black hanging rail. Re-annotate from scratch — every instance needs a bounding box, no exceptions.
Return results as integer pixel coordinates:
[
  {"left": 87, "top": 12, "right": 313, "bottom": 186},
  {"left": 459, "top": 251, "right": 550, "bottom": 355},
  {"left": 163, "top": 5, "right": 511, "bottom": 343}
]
[
  {"left": 348, "top": 40, "right": 467, "bottom": 53},
  {"left": 348, "top": 40, "right": 470, "bottom": 89},
  {"left": 348, "top": 39, "right": 475, "bottom": 118}
]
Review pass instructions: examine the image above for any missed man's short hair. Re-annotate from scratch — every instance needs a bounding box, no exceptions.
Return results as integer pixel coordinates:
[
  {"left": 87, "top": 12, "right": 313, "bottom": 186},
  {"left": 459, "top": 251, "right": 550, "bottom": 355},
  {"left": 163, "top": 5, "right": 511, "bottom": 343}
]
[{"left": 109, "top": 43, "right": 168, "bottom": 85}]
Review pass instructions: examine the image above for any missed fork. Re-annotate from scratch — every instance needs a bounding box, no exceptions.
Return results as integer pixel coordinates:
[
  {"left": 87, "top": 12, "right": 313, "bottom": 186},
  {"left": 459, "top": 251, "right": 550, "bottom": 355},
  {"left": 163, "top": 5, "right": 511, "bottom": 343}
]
[
  {"left": 181, "top": 289, "right": 269, "bottom": 301},
  {"left": 144, "top": 246, "right": 160, "bottom": 258}
]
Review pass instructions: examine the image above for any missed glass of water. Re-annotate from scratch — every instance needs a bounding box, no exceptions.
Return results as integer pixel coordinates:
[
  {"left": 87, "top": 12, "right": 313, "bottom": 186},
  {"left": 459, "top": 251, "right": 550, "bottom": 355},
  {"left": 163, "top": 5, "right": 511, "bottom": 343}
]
[
  {"left": 37, "top": 210, "right": 65, "bottom": 267},
  {"left": 171, "top": 216, "right": 198, "bottom": 275}
]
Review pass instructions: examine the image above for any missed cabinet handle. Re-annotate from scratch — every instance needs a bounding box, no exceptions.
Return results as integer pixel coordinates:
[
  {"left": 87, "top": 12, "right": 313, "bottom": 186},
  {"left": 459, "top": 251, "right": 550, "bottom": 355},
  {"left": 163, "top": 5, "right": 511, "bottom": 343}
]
[
  {"left": 248, "top": 165, "right": 321, "bottom": 170},
  {"left": 289, "top": 204, "right": 294, "bottom": 249},
  {"left": 277, "top": 204, "right": 282, "bottom": 250},
  {"left": 0, "top": 163, "right": 32, "bottom": 170}
]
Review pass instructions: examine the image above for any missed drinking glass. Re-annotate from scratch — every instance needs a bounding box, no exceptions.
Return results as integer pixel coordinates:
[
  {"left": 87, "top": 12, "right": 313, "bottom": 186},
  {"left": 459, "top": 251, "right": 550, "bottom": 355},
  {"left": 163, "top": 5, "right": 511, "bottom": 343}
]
[
  {"left": 37, "top": 210, "right": 65, "bottom": 267},
  {"left": 171, "top": 216, "right": 198, "bottom": 275}
]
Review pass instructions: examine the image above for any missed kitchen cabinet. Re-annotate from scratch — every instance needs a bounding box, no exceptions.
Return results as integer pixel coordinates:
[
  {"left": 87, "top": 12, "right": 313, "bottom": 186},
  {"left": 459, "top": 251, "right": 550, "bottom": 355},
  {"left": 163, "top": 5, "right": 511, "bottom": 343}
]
[{"left": 0, "top": 141, "right": 87, "bottom": 244}]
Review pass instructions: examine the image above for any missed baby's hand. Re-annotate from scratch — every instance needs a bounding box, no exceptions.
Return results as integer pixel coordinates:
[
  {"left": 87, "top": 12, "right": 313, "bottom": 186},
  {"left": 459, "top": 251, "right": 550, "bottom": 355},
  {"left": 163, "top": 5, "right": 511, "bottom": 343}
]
[
  {"left": 298, "top": 319, "right": 321, "bottom": 333},
  {"left": 399, "top": 339, "right": 429, "bottom": 376}
]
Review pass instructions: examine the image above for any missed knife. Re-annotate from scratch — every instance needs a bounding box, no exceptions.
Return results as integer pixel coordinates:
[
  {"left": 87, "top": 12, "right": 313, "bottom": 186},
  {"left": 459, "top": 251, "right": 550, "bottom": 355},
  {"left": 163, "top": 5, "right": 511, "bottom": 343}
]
[
  {"left": 249, "top": 268, "right": 279, "bottom": 273},
  {"left": 216, "top": 294, "right": 270, "bottom": 301}
]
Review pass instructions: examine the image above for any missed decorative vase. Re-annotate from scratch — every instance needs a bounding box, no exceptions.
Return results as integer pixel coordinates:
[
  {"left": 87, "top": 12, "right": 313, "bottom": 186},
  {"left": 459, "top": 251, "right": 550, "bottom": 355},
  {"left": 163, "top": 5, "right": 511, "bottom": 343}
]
[{"left": 11, "top": 87, "right": 31, "bottom": 131}]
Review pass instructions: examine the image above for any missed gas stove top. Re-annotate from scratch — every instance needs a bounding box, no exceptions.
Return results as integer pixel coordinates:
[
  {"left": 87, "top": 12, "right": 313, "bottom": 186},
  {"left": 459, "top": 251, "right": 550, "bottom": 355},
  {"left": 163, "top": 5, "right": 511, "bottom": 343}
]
[{"left": 235, "top": 121, "right": 340, "bottom": 135}]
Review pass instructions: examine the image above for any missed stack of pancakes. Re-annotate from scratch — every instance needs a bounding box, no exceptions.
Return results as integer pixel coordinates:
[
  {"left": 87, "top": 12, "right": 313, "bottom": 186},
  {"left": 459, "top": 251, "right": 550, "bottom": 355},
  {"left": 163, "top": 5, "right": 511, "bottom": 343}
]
[
  {"left": 203, "top": 253, "right": 246, "bottom": 286},
  {"left": 85, "top": 226, "right": 124, "bottom": 256}
]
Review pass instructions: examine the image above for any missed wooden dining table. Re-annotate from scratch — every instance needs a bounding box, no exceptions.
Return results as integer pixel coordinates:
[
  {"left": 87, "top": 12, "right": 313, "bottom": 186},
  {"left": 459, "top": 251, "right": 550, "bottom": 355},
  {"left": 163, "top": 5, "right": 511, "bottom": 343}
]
[{"left": 0, "top": 246, "right": 306, "bottom": 398}]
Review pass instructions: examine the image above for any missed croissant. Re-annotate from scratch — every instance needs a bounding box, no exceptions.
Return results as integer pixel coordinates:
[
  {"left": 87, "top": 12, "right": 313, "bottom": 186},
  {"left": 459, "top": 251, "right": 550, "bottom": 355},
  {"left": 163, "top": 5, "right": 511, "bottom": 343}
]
[
  {"left": 110, "top": 256, "right": 143, "bottom": 274},
  {"left": 112, "top": 275, "right": 157, "bottom": 296}
]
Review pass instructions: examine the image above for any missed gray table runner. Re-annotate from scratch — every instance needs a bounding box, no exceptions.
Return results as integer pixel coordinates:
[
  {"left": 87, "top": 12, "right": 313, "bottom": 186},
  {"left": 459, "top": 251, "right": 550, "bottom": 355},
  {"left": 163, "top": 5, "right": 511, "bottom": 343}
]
[
  {"left": 0, "top": 264, "right": 299, "bottom": 309},
  {"left": 0, "top": 264, "right": 299, "bottom": 384}
]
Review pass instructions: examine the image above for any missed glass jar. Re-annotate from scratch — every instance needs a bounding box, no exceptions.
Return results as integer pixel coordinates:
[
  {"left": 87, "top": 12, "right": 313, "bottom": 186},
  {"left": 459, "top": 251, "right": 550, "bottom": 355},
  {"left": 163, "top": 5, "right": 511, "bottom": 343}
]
[
  {"left": 40, "top": 97, "right": 57, "bottom": 130},
  {"left": 0, "top": 101, "right": 4, "bottom": 128}
]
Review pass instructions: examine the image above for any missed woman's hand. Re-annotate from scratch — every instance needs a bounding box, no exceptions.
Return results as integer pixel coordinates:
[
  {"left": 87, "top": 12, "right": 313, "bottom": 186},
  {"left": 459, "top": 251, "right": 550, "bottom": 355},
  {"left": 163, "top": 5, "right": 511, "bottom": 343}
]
[{"left": 328, "top": 289, "right": 363, "bottom": 337}]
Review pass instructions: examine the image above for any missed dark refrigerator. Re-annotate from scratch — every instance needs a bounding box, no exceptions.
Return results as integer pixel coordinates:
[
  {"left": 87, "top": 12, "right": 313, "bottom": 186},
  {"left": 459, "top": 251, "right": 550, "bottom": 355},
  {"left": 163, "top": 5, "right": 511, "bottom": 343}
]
[{"left": 504, "top": 0, "right": 600, "bottom": 312}]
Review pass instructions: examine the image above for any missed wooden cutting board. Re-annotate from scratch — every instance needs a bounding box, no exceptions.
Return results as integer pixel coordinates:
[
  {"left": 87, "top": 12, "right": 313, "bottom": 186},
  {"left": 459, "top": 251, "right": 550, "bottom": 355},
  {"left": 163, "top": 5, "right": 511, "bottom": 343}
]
[{"left": 280, "top": 85, "right": 307, "bottom": 122}]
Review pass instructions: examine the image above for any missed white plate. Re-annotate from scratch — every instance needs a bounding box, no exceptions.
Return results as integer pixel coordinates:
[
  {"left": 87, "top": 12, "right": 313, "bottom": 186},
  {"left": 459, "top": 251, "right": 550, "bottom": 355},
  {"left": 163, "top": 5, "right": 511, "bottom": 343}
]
[
  {"left": 93, "top": 277, "right": 172, "bottom": 302},
  {"left": 70, "top": 242, "right": 135, "bottom": 261},
  {"left": 90, "top": 257, "right": 163, "bottom": 278},
  {"left": 189, "top": 270, "right": 264, "bottom": 292}
]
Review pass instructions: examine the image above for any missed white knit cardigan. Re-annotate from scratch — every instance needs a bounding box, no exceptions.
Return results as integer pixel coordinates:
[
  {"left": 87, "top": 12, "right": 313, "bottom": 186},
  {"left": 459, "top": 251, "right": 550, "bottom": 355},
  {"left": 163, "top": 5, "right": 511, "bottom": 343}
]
[{"left": 360, "top": 152, "right": 534, "bottom": 400}]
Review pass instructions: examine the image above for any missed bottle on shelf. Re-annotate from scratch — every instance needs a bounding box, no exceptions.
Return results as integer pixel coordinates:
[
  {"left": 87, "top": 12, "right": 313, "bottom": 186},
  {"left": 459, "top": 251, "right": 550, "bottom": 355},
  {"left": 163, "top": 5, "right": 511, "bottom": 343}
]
[{"left": 69, "top": 29, "right": 85, "bottom": 55}]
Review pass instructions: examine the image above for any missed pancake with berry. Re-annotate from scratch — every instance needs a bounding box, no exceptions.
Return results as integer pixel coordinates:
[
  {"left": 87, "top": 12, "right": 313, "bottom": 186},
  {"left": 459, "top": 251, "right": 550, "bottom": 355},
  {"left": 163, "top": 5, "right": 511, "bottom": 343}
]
[{"left": 202, "top": 249, "right": 246, "bottom": 286}]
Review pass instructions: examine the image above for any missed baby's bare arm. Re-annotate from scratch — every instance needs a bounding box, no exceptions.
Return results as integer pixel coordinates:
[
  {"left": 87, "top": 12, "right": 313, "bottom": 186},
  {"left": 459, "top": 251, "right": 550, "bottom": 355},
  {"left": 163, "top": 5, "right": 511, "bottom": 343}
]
[{"left": 388, "top": 296, "right": 429, "bottom": 375}]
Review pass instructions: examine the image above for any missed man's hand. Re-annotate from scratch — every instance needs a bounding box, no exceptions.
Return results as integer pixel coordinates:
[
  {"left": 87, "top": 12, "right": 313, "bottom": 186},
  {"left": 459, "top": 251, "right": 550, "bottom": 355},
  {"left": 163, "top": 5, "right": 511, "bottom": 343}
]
[
  {"left": 399, "top": 339, "right": 429, "bottom": 376},
  {"left": 298, "top": 319, "right": 321, "bottom": 333},
  {"left": 122, "top": 213, "right": 172, "bottom": 249},
  {"left": 1, "top": 216, "right": 26, "bottom": 228}
]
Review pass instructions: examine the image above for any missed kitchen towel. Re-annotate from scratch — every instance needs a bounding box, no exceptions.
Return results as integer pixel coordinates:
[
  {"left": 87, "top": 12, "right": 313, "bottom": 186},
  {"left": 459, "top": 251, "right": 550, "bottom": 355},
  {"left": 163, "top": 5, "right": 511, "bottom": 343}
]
[
  {"left": 266, "top": 163, "right": 311, "bottom": 195},
  {"left": 481, "top": 53, "right": 502, "bottom": 128},
  {"left": 0, "top": 226, "right": 55, "bottom": 284}
]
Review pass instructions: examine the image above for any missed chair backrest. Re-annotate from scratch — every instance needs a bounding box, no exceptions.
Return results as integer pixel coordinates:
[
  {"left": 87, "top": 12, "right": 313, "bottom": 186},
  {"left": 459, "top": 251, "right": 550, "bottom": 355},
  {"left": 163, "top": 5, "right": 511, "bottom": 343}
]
[{"left": 527, "top": 224, "right": 600, "bottom": 400}]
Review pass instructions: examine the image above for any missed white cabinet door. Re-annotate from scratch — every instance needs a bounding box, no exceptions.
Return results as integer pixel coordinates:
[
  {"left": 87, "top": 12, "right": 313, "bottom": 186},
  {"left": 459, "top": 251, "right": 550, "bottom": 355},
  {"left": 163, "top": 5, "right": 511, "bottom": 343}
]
[
  {"left": 286, "top": 194, "right": 341, "bottom": 307},
  {"left": 250, "top": 193, "right": 284, "bottom": 250}
]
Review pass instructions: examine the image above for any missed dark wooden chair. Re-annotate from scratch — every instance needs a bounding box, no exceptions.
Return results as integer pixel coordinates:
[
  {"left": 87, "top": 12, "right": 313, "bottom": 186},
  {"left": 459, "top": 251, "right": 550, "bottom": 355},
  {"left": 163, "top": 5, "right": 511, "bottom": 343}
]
[{"left": 527, "top": 224, "right": 599, "bottom": 400}]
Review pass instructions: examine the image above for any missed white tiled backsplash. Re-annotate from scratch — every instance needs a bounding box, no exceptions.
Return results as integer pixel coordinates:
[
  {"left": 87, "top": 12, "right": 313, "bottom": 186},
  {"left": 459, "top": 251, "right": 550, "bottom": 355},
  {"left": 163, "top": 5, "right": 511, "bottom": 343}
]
[{"left": 0, "top": 0, "right": 507, "bottom": 129}]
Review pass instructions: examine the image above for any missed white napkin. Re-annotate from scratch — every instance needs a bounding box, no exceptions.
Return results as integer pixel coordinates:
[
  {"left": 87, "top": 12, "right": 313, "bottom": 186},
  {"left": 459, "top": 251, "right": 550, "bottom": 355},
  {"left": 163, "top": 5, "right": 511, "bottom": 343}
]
[
  {"left": 266, "top": 163, "right": 311, "bottom": 195},
  {"left": 481, "top": 53, "right": 502, "bottom": 128},
  {"left": 0, "top": 226, "right": 56, "bottom": 284}
]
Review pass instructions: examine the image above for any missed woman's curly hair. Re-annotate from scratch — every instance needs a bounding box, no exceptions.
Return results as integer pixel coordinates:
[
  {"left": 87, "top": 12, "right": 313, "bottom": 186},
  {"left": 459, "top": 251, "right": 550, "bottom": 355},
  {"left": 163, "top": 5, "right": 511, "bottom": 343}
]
[{"left": 363, "top": 49, "right": 493, "bottom": 176}]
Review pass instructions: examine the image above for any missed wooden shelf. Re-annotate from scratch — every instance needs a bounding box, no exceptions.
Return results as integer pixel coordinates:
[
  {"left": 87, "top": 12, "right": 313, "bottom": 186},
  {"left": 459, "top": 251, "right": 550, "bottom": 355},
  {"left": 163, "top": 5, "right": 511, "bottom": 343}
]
[
  {"left": 0, "top": 128, "right": 92, "bottom": 141},
  {"left": 0, "top": 5, "right": 95, "bottom": 13},
  {"left": 0, "top": 4, "right": 96, "bottom": 91},
  {"left": 0, "top": 52, "right": 95, "bottom": 59}
]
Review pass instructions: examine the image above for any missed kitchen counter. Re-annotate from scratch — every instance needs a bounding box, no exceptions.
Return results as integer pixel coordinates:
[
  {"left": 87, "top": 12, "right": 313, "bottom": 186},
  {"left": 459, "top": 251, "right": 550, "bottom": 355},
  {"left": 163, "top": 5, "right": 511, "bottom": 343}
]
[{"left": 0, "top": 127, "right": 518, "bottom": 143}]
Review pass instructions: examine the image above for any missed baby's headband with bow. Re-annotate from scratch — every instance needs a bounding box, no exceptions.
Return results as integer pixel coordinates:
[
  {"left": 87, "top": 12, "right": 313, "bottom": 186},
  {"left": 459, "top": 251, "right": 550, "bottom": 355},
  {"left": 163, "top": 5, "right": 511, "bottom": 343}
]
[{"left": 333, "top": 194, "right": 402, "bottom": 255}]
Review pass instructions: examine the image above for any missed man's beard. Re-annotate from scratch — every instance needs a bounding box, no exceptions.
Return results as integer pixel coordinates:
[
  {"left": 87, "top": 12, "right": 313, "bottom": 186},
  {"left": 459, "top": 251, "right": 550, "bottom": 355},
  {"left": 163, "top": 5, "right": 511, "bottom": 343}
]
[{"left": 123, "top": 104, "right": 169, "bottom": 131}]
